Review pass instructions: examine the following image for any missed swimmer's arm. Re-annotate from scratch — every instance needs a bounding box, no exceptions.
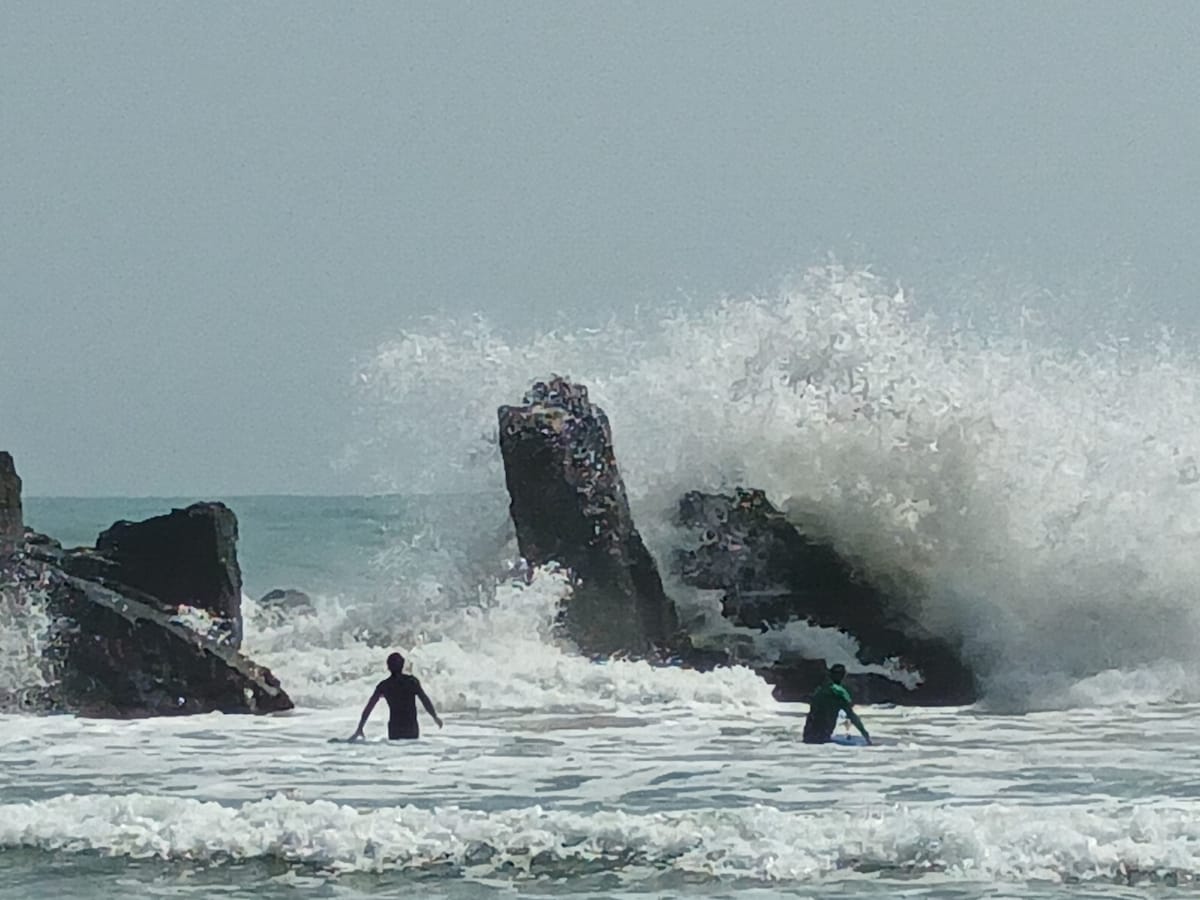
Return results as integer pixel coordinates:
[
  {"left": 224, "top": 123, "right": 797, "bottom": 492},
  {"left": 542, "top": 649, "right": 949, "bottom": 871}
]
[
  {"left": 351, "top": 687, "right": 382, "bottom": 739},
  {"left": 416, "top": 683, "right": 443, "bottom": 729}
]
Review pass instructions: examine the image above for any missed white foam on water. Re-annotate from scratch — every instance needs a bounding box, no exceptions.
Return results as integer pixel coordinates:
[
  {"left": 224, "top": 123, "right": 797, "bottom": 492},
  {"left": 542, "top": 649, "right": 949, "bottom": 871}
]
[
  {"left": 2, "top": 792, "right": 1197, "bottom": 885},
  {"left": 7, "top": 264, "right": 1200, "bottom": 724},
  {"left": 747, "top": 619, "right": 923, "bottom": 688},
  {"left": 243, "top": 567, "right": 772, "bottom": 713}
]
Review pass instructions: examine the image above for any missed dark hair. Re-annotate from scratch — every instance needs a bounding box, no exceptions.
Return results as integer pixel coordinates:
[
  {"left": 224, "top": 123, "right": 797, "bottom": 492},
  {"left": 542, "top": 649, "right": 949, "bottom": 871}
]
[
  {"left": 387, "top": 652, "right": 406, "bottom": 674},
  {"left": 829, "top": 663, "right": 847, "bottom": 679}
]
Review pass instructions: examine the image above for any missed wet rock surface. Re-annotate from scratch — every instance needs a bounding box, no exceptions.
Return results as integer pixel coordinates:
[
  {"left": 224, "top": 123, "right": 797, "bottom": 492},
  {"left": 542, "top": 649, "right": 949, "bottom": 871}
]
[
  {"left": 256, "top": 588, "right": 316, "bottom": 627},
  {"left": 0, "top": 451, "right": 21, "bottom": 557},
  {"left": 674, "top": 488, "right": 977, "bottom": 705},
  {"left": 31, "top": 563, "right": 289, "bottom": 716},
  {"left": 0, "top": 452, "right": 292, "bottom": 717},
  {"left": 259, "top": 588, "right": 315, "bottom": 613},
  {"left": 498, "top": 378, "right": 681, "bottom": 657},
  {"left": 496, "top": 379, "right": 976, "bottom": 706}
]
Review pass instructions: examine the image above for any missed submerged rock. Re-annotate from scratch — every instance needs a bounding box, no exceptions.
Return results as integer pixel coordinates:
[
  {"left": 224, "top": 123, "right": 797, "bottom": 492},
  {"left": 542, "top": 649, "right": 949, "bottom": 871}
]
[
  {"left": 256, "top": 588, "right": 316, "bottom": 627},
  {"left": 259, "top": 588, "right": 315, "bottom": 613},
  {"left": 498, "top": 377, "right": 680, "bottom": 657},
  {"left": 0, "top": 451, "right": 292, "bottom": 717},
  {"left": 674, "top": 488, "right": 977, "bottom": 705}
]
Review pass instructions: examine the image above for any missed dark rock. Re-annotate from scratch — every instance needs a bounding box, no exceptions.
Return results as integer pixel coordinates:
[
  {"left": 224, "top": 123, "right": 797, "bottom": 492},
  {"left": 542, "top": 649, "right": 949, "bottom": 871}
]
[
  {"left": 498, "top": 377, "right": 679, "bottom": 657},
  {"left": 0, "top": 453, "right": 290, "bottom": 717},
  {"left": 11, "top": 560, "right": 291, "bottom": 717},
  {"left": 22, "top": 529, "right": 64, "bottom": 563},
  {"left": 259, "top": 588, "right": 315, "bottom": 613},
  {"left": 675, "top": 488, "right": 977, "bottom": 705},
  {"left": 62, "top": 502, "right": 244, "bottom": 648},
  {"left": 256, "top": 588, "right": 315, "bottom": 626},
  {"left": 489, "top": 380, "right": 974, "bottom": 704},
  {"left": 0, "top": 452, "right": 21, "bottom": 557}
]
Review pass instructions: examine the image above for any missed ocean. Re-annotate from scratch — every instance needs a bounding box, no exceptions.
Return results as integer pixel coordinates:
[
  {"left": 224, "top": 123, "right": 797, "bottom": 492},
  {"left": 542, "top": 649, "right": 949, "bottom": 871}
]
[{"left": 5, "top": 267, "right": 1200, "bottom": 897}]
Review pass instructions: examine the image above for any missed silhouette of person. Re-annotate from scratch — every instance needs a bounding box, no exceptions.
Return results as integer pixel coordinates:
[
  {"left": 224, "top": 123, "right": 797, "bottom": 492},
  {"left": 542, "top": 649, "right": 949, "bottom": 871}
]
[{"left": 351, "top": 652, "right": 443, "bottom": 740}]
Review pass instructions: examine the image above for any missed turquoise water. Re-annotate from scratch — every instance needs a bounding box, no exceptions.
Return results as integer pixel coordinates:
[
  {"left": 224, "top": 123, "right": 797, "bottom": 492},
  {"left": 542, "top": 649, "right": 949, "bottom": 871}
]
[
  {"left": 4, "top": 496, "right": 1200, "bottom": 897},
  {"left": 23, "top": 494, "right": 504, "bottom": 598}
]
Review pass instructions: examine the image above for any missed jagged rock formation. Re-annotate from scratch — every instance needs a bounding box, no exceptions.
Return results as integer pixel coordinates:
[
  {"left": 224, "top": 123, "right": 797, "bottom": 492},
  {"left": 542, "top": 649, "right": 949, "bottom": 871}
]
[
  {"left": 28, "top": 563, "right": 289, "bottom": 716},
  {"left": 0, "top": 452, "right": 292, "bottom": 717},
  {"left": 59, "top": 503, "right": 244, "bottom": 647},
  {"left": 498, "top": 377, "right": 680, "bottom": 657},
  {"left": 0, "top": 452, "right": 21, "bottom": 557},
  {"left": 495, "top": 379, "right": 976, "bottom": 706},
  {"left": 674, "top": 488, "right": 977, "bottom": 705}
]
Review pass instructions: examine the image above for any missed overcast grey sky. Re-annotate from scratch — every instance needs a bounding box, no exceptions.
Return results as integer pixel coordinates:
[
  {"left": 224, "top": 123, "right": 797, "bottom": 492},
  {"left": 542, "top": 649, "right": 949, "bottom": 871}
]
[{"left": 3, "top": 2, "right": 1198, "bottom": 495}]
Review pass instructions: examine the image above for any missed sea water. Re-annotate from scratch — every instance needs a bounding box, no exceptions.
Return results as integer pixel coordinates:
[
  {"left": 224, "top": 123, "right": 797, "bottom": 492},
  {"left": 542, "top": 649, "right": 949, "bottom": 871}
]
[{"left": 6, "top": 267, "right": 1200, "bottom": 897}]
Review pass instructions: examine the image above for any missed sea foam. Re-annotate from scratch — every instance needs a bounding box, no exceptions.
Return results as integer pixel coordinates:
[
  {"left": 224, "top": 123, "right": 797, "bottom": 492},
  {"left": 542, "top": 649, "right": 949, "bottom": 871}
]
[
  {"left": 243, "top": 567, "right": 773, "bottom": 712},
  {"left": 2, "top": 791, "right": 1197, "bottom": 885}
]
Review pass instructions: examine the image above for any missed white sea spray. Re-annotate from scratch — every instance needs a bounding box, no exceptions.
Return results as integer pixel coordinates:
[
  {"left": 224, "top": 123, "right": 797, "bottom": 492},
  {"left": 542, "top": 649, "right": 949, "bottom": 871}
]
[{"left": 348, "top": 265, "right": 1200, "bottom": 708}]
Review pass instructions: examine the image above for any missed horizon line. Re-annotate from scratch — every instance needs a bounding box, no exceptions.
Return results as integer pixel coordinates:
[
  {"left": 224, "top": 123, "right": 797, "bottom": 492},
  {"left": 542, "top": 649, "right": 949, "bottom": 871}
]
[{"left": 24, "top": 489, "right": 505, "bottom": 501}]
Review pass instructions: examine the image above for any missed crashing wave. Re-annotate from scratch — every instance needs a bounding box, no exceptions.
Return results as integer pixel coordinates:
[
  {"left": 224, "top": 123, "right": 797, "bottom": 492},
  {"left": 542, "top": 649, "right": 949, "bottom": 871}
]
[
  {"left": 348, "top": 265, "right": 1200, "bottom": 708},
  {"left": 3, "top": 791, "right": 1198, "bottom": 886}
]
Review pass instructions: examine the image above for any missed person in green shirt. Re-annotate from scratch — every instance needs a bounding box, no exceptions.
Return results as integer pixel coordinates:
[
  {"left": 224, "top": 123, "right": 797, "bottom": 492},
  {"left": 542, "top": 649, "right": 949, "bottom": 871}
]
[{"left": 802, "top": 663, "right": 871, "bottom": 745}]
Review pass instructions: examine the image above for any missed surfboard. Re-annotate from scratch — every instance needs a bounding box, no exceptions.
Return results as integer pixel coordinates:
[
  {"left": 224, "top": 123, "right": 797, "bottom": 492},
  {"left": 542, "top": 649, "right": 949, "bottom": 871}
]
[{"left": 829, "top": 734, "right": 871, "bottom": 746}]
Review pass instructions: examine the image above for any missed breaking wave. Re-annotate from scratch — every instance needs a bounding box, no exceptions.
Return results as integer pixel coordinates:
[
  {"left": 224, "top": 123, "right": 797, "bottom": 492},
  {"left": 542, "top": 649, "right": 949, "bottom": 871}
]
[
  {"left": 346, "top": 265, "right": 1200, "bottom": 709},
  {"left": 242, "top": 567, "right": 772, "bottom": 713},
  {"left": 3, "top": 792, "right": 1198, "bottom": 886}
]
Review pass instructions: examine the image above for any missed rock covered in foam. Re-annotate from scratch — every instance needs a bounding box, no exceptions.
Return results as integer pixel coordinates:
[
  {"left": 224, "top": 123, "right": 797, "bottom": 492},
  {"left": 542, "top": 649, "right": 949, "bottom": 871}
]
[
  {"left": 674, "top": 488, "right": 977, "bottom": 705},
  {"left": 0, "top": 450, "right": 292, "bottom": 717},
  {"left": 498, "top": 377, "right": 681, "bottom": 657}
]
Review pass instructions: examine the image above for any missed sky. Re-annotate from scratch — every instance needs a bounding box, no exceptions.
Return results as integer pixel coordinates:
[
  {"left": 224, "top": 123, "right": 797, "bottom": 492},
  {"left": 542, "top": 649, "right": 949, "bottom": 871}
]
[{"left": 2, "top": 2, "right": 1199, "bottom": 496}]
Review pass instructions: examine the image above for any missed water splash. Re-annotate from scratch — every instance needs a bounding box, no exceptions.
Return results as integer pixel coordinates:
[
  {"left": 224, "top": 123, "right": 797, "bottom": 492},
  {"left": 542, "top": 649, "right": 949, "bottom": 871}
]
[
  {"left": 243, "top": 567, "right": 771, "bottom": 712},
  {"left": 349, "top": 265, "right": 1200, "bottom": 707},
  {"left": 0, "top": 582, "right": 52, "bottom": 706}
]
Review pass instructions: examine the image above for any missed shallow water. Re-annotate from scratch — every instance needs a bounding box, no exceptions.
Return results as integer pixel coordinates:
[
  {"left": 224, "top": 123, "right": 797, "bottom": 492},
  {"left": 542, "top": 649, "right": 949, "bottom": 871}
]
[
  {"left": 4, "top": 700, "right": 1200, "bottom": 896},
  {"left": 10, "top": 490, "right": 1200, "bottom": 897}
]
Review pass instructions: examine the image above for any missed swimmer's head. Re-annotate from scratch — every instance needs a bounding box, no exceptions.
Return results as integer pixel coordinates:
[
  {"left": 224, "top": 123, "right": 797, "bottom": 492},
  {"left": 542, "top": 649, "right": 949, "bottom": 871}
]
[{"left": 387, "top": 652, "right": 406, "bottom": 675}]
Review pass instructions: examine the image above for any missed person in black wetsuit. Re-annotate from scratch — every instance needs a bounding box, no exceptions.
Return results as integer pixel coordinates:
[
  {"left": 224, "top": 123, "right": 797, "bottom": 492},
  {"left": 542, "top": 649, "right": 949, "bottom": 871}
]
[{"left": 350, "top": 652, "right": 443, "bottom": 740}]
